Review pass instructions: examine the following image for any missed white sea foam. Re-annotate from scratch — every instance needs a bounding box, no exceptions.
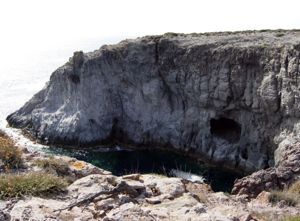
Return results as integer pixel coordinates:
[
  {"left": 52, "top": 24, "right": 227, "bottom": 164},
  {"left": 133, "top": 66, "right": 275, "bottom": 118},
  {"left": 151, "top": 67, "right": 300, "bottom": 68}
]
[{"left": 170, "top": 169, "right": 206, "bottom": 183}]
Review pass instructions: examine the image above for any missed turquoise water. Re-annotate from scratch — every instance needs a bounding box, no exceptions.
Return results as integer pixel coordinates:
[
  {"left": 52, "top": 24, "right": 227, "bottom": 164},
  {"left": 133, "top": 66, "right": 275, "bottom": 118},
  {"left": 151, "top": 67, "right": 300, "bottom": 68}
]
[{"left": 45, "top": 147, "right": 242, "bottom": 193}]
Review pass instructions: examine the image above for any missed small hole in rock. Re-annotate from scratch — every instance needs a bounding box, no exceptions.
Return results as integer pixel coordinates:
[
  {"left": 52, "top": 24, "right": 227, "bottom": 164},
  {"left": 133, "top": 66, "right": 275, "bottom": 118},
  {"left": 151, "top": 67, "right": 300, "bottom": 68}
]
[
  {"left": 241, "top": 147, "right": 248, "bottom": 160},
  {"left": 210, "top": 117, "right": 241, "bottom": 143},
  {"left": 69, "top": 74, "right": 80, "bottom": 84}
]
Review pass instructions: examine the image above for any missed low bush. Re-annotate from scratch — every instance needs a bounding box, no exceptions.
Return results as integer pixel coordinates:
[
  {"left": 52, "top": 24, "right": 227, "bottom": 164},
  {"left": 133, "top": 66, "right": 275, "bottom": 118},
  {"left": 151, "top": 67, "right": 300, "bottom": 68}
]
[
  {"left": 0, "top": 132, "right": 23, "bottom": 170},
  {"left": 275, "top": 32, "right": 285, "bottom": 37},
  {"left": 0, "top": 173, "right": 68, "bottom": 199},
  {"left": 33, "top": 157, "right": 70, "bottom": 176},
  {"left": 269, "top": 180, "right": 300, "bottom": 207},
  {"left": 269, "top": 190, "right": 299, "bottom": 207},
  {"left": 259, "top": 29, "right": 270, "bottom": 32}
]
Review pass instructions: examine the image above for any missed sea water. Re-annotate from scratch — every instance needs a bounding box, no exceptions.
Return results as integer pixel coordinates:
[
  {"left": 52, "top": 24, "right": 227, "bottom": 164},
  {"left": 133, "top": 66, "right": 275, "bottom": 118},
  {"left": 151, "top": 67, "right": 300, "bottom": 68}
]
[{"left": 43, "top": 146, "right": 241, "bottom": 192}]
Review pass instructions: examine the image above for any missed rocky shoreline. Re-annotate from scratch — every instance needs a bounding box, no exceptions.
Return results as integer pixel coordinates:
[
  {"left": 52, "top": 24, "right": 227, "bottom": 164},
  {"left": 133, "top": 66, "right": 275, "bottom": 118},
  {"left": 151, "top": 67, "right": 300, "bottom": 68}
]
[
  {"left": 0, "top": 133, "right": 300, "bottom": 221},
  {"left": 4, "top": 30, "right": 300, "bottom": 220}
]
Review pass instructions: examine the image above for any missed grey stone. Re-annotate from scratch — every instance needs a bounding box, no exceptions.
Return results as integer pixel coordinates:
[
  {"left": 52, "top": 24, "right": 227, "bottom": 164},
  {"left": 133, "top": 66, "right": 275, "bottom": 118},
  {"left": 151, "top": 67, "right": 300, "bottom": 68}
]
[{"left": 7, "top": 30, "right": 300, "bottom": 174}]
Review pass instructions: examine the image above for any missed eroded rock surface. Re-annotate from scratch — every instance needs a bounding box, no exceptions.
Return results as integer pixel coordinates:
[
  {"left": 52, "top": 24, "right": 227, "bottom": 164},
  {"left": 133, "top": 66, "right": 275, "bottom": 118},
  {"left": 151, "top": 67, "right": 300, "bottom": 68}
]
[
  {"left": 7, "top": 30, "right": 300, "bottom": 173},
  {"left": 4, "top": 173, "right": 300, "bottom": 221},
  {"left": 233, "top": 138, "right": 300, "bottom": 197}
]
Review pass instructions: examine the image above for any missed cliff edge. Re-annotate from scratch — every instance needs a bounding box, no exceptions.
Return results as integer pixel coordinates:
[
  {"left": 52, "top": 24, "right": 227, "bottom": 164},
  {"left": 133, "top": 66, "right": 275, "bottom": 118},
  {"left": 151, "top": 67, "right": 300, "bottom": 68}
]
[{"left": 7, "top": 30, "right": 300, "bottom": 174}]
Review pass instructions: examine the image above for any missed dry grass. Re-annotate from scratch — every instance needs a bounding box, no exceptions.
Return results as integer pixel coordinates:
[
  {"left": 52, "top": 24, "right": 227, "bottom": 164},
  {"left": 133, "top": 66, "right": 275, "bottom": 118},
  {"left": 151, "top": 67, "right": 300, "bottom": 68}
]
[
  {"left": 288, "top": 180, "right": 300, "bottom": 194},
  {"left": 251, "top": 211, "right": 273, "bottom": 221},
  {"left": 281, "top": 216, "right": 300, "bottom": 221},
  {"left": 269, "top": 191, "right": 299, "bottom": 207},
  {"left": 33, "top": 157, "right": 70, "bottom": 176},
  {"left": 0, "top": 131, "right": 23, "bottom": 170},
  {"left": 0, "top": 172, "right": 68, "bottom": 199},
  {"left": 269, "top": 180, "right": 300, "bottom": 207},
  {"left": 251, "top": 212, "right": 300, "bottom": 221}
]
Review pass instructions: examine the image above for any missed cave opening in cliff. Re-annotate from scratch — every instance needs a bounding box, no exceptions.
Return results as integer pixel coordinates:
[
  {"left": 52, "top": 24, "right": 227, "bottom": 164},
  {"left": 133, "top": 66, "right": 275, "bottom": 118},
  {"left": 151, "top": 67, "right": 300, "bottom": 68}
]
[{"left": 210, "top": 117, "right": 241, "bottom": 143}]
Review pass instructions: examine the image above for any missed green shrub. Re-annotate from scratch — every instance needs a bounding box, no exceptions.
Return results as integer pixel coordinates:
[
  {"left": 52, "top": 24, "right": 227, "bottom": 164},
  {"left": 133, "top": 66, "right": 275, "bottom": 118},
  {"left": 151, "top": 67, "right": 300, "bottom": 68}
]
[
  {"left": 0, "top": 173, "right": 68, "bottom": 199},
  {"left": 33, "top": 157, "right": 70, "bottom": 176},
  {"left": 0, "top": 132, "right": 23, "bottom": 170}
]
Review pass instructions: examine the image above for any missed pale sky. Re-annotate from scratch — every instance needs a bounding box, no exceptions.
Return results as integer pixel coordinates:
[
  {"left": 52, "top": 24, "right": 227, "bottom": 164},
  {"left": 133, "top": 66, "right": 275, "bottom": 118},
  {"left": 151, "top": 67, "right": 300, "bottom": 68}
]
[
  {"left": 1, "top": 0, "right": 300, "bottom": 52},
  {"left": 0, "top": 0, "right": 300, "bottom": 123}
]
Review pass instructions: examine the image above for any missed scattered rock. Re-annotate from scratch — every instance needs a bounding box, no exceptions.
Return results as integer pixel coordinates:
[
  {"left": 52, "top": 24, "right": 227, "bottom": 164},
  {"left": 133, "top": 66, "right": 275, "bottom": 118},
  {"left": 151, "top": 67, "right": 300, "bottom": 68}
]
[
  {"left": 255, "top": 191, "right": 271, "bottom": 204},
  {"left": 122, "top": 173, "right": 141, "bottom": 181},
  {"left": 4, "top": 170, "right": 300, "bottom": 221},
  {"left": 233, "top": 140, "right": 300, "bottom": 197}
]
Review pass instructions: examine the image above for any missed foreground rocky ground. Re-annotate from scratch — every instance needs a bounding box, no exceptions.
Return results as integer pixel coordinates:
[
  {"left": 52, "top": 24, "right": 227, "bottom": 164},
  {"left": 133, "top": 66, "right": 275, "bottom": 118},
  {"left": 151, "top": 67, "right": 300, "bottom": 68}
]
[
  {"left": 0, "top": 133, "right": 300, "bottom": 221},
  {"left": 4, "top": 173, "right": 300, "bottom": 221}
]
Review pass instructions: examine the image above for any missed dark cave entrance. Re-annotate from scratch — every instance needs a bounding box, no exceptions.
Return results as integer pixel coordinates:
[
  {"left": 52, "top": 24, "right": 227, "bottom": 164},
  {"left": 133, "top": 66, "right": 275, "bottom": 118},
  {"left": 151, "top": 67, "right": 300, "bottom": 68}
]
[{"left": 210, "top": 117, "right": 241, "bottom": 143}]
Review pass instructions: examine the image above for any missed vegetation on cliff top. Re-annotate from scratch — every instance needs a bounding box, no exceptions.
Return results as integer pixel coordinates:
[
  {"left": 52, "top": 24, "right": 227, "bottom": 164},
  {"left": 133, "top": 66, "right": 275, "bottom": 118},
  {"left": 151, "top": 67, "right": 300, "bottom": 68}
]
[{"left": 0, "top": 131, "right": 68, "bottom": 199}]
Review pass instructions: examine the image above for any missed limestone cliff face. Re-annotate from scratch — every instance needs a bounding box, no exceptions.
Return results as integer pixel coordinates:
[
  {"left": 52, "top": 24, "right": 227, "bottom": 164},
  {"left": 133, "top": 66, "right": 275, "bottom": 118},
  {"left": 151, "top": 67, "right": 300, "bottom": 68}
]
[{"left": 7, "top": 31, "right": 300, "bottom": 172}]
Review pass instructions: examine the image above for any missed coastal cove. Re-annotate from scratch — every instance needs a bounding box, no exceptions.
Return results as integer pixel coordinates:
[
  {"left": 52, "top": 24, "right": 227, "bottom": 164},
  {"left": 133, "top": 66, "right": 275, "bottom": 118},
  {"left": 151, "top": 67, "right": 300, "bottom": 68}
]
[
  {"left": 2, "top": 0, "right": 300, "bottom": 218},
  {"left": 0, "top": 33, "right": 242, "bottom": 194},
  {"left": 44, "top": 146, "right": 242, "bottom": 192},
  {"left": 2, "top": 30, "right": 300, "bottom": 220}
]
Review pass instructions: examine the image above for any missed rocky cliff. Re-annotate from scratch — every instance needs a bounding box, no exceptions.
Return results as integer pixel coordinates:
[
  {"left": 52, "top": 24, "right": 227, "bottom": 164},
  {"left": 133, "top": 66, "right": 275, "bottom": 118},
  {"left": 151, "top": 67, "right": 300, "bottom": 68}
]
[{"left": 7, "top": 30, "right": 300, "bottom": 173}]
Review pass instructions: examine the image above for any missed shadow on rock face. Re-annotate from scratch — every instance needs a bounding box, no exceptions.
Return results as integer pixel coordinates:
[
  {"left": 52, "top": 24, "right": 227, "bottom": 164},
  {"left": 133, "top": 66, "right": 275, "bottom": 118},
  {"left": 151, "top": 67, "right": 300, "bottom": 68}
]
[{"left": 210, "top": 117, "right": 241, "bottom": 143}]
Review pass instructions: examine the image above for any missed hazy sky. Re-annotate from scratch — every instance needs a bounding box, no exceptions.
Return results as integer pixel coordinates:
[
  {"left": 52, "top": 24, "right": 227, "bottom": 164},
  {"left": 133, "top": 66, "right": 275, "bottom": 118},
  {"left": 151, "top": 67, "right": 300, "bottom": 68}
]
[
  {"left": 0, "top": 0, "right": 300, "bottom": 123},
  {"left": 1, "top": 0, "right": 300, "bottom": 53}
]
